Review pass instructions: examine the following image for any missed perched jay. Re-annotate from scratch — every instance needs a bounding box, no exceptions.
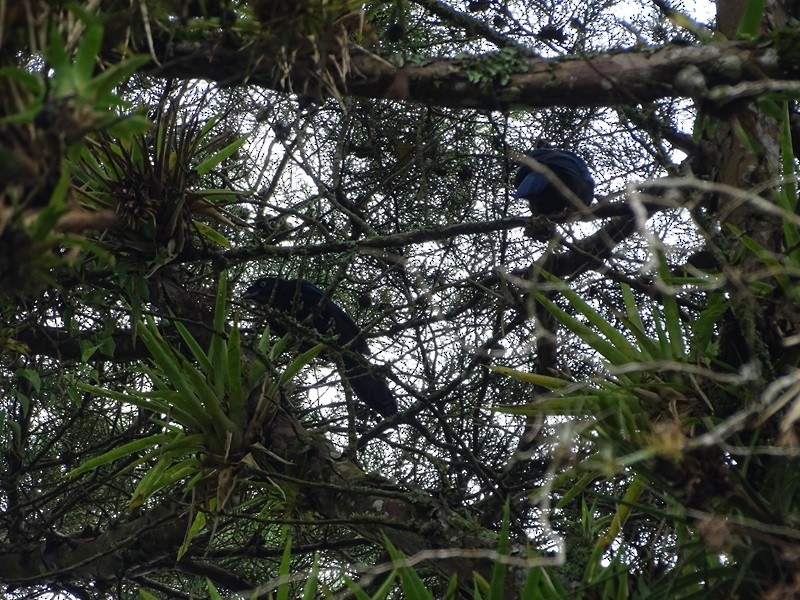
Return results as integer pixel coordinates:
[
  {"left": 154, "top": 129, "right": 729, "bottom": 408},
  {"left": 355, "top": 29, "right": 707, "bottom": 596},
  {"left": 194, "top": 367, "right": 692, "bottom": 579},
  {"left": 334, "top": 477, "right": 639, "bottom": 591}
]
[
  {"left": 243, "top": 277, "right": 397, "bottom": 417},
  {"left": 514, "top": 149, "right": 594, "bottom": 215}
]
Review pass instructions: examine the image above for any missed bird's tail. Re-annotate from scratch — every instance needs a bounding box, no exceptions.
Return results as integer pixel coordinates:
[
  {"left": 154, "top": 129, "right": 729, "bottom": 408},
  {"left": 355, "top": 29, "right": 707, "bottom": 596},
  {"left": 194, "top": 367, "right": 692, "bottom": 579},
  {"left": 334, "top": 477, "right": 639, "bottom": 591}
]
[{"left": 343, "top": 357, "right": 397, "bottom": 417}]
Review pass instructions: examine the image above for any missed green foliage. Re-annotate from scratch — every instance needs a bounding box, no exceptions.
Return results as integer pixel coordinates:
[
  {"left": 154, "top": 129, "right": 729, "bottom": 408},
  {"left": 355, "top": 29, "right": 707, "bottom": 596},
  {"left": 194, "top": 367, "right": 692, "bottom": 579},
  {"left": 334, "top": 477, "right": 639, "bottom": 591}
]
[
  {"left": 491, "top": 272, "right": 716, "bottom": 591},
  {"left": 5, "top": 1, "right": 800, "bottom": 598},
  {"left": 492, "top": 235, "right": 800, "bottom": 596},
  {"left": 495, "top": 271, "right": 697, "bottom": 447},
  {"left": 1, "top": 7, "right": 149, "bottom": 137},
  {"left": 236, "top": 503, "right": 574, "bottom": 599},
  {"left": 69, "top": 86, "right": 245, "bottom": 269},
  {"left": 733, "top": 102, "right": 800, "bottom": 292},
  {"left": 460, "top": 47, "right": 529, "bottom": 87},
  {"left": 0, "top": 4, "right": 149, "bottom": 296},
  {"left": 736, "top": 0, "right": 766, "bottom": 38},
  {"left": 67, "top": 272, "right": 323, "bottom": 509}
]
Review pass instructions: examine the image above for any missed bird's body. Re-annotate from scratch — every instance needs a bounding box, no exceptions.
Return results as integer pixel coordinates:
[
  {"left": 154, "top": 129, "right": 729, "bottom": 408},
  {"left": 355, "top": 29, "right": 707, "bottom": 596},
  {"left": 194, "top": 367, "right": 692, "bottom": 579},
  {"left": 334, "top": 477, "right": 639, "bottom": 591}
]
[
  {"left": 243, "top": 277, "right": 397, "bottom": 417},
  {"left": 514, "top": 149, "right": 594, "bottom": 215}
]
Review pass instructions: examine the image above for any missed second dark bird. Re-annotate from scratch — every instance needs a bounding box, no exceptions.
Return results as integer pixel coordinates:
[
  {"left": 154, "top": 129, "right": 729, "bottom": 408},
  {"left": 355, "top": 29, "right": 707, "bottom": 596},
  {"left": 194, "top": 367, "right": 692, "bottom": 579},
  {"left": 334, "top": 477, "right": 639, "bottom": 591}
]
[
  {"left": 243, "top": 277, "right": 397, "bottom": 417},
  {"left": 514, "top": 149, "right": 594, "bottom": 215}
]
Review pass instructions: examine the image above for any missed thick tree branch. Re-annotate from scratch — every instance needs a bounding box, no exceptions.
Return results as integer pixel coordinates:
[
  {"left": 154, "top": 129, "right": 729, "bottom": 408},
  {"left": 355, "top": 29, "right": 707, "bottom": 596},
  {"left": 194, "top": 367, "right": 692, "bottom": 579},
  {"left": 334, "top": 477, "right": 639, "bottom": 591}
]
[
  {"left": 150, "top": 38, "right": 788, "bottom": 109},
  {"left": 0, "top": 503, "right": 185, "bottom": 584},
  {"left": 15, "top": 324, "right": 147, "bottom": 362}
]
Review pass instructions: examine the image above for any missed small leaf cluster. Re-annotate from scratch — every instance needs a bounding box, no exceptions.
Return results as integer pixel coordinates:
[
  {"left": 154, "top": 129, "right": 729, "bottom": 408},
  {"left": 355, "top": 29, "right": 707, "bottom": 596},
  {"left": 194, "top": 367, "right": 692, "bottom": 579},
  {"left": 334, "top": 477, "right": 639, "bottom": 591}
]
[{"left": 460, "top": 47, "right": 529, "bottom": 87}]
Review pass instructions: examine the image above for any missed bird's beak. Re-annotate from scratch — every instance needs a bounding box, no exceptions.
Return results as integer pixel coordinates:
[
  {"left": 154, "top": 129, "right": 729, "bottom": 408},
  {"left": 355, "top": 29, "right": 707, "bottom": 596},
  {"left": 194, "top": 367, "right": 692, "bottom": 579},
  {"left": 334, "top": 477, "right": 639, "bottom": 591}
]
[{"left": 242, "top": 287, "right": 258, "bottom": 301}]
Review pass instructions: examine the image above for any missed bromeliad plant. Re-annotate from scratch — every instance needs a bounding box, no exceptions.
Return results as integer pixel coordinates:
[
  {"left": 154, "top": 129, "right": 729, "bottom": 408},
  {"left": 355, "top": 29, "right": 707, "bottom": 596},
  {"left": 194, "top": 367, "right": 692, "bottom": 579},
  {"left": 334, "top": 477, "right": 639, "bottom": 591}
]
[
  {"left": 494, "top": 220, "right": 800, "bottom": 596},
  {"left": 495, "top": 267, "right": 705, "bottom": 429},
  {"left": 69, "top": 83, "right": 247, "bottom": 271},
  {"left": 492, "top": 266, "right": 741, "bottom": 592},
  {"left": 502, "top": 109, "right": 800, "bottom": 588},
  {"left": 0, "top": 5, "right": 149, "bottom": 296},
  {"left": 69, "top": 272, "right": 323, "bottom": 510}
]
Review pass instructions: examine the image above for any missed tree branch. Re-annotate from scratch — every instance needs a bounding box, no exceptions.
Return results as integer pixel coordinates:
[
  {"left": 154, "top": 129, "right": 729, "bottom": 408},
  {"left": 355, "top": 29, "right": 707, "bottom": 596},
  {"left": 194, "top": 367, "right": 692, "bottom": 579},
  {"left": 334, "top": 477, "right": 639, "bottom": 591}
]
[{"left": 149, "top": 38, "right": 786, "bottom": 110}]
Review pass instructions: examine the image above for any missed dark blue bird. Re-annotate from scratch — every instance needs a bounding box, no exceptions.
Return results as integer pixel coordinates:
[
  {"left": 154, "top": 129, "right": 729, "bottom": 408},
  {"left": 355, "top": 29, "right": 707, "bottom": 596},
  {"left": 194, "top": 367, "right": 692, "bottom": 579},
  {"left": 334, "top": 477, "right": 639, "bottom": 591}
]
[
  {"left": 243, "top": 277, "right": 397, "bottom": 417},
  {"left": 514, "top": 149, "right": 594, "bottom": 215}
]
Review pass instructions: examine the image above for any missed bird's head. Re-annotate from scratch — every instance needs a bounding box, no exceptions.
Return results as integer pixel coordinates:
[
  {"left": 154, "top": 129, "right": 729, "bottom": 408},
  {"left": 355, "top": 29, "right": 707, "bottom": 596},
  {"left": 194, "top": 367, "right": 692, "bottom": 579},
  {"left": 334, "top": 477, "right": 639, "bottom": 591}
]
[{"left": 242, "top": 277, "right": 279, "bottom": 302}]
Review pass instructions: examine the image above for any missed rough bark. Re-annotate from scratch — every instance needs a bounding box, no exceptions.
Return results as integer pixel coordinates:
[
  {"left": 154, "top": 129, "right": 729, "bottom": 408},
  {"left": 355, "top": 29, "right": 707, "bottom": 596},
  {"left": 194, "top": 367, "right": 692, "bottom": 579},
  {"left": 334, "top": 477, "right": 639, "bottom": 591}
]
[
  {"left": 705, "top": 0, "right": 799, "bottom": 382},
  {"left": 150, "top": 38, "right": 795, "bottom": 110},
  {"left": 0, "top": 503, "right": 185, "bottom": 585}
]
